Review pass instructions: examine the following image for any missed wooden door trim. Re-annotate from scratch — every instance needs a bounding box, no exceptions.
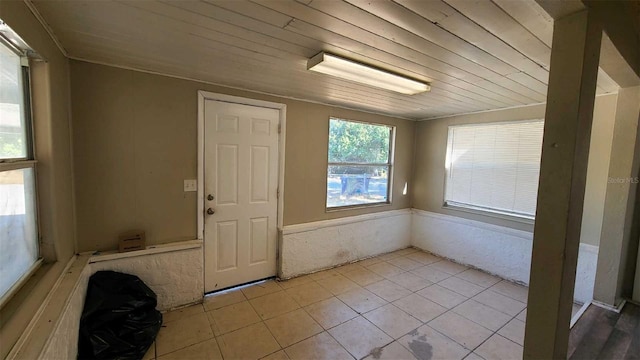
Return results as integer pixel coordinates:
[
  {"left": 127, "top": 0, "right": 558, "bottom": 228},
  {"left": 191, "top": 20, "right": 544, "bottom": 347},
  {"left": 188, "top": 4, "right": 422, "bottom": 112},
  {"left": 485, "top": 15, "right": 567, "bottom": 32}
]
[{"left": 197, "top": 91, "right": 287, "bottom": 241}]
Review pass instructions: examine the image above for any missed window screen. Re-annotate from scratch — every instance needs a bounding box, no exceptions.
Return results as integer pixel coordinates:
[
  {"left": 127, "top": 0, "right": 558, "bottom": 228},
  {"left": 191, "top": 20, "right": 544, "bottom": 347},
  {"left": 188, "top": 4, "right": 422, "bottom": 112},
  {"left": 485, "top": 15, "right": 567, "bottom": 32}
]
[{"left": 444, "top": 120, "right": 544, "bottom": 218}]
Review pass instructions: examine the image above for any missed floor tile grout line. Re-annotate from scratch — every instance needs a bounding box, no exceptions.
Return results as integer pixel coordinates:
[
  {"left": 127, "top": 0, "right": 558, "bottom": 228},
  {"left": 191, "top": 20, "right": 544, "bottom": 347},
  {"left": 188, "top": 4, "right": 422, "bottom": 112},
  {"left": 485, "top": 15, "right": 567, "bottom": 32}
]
[
  {"left": 352, "top": 315, "right": 398, "bottom": 360},
  {"left": 285, "top": 276, "right": 396, "bottom": 358},
  {"left": 393, "top": 264, "right": 525, "bottom": 356},
  {"left": 464, "top": 298, "right": 524, "bottom": 357},
  {"left": 264, "top": 300, "right": 357, "bottom": 359},
  {"left": 420, "top": 295, "right": 478, "bottom": 351},
  {"left": 435, "top": 279, "right": 488, "bottom": 298},
  {"left": 322, "top": 330, "right": 357, "bottom": 360},
  {"left": 445, "top": 295, "right": 523, "bottom": 342},
  {"left": 170, "top": 249, "right": 528, "bottom": 360},
  {"left": 226, "top": 293, "right": 501, "bottom": 359},
  {"left": 431, "top": 297, "right": 518, "bottom": 357},
  {"left": 324, "top": 253, "right": 526, "bottom": 352},
  {"left": 212, "top": 333, "right": 226, "bottom": 359},
  {"left": 401, "top": 320, "right": 475, "bottom": 358},
  {"left": 487, "top": 279, "right": 530, "bottom": 303},
  {"left": 469, "top": 332, "right": 521, "bottom": 359},
  {"left": 155, "top": 311, "right": 219, "bottom": 358},
  {"left": 464, "top": 285, "right": 527, "bottom": 315},
  {"left": 360, "top": 302, "right": 425, "bottom": 340},
  {"left": 361, "top": 265, "right": 481, "bottom": 358},
  {"left": 394, "top": 253, "right": 519, "bottom": 355},
  {"left": 241, "top": 278, "right": 354, "bottom": 357},
  {"left": 241, "top": 285, "right": 292, "bottom": 346},
  {"left": 256, "top": 283, "right": 330, "bottom": 359}
]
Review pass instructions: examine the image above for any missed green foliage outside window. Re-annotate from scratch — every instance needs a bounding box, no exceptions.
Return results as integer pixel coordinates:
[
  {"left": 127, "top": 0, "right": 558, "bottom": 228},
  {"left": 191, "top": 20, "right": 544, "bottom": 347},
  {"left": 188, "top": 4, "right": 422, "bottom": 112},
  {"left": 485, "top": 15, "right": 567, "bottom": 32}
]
[
  {"left": 0, "top": 133, "right": 23, "bottom": 158},
  {"left": 326, "top": 118, "right": 393, "bottom": 207},
  {"left": 328, "top": 119, "right": 391, "bottom": 175}
]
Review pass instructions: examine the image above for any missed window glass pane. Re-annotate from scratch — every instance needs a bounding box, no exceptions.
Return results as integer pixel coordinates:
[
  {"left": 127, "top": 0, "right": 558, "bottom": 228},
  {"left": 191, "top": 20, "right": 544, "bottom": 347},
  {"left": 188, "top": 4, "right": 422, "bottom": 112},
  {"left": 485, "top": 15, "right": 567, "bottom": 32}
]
[
  {"left": 328, "top": 119, "right": 390, "bottom": 163},
  {"left": 0, "top": 168, "right": 38, "bottom": 298},
  {"left": 0, "top": 42, "right": 27, "bottom": 160},
  {"left": 445, "top": 120, "right": 543, "bottom": 217},
  {"left": 327, "top": 165, "right": 389, "bottom": 207}
]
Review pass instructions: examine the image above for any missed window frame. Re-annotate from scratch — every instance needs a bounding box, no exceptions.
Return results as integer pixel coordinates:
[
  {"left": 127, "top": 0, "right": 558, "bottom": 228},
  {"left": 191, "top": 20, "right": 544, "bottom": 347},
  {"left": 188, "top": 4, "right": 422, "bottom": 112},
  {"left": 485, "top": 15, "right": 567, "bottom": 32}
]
[
  {"left": 442, "top": 119, "right": 544, "bottom": 222},
  {"left": 0, "top": 31, "right": 41, "bottom": 308},
  {"left": 326, "top": 117, "right": 396, "bottom": 211}
]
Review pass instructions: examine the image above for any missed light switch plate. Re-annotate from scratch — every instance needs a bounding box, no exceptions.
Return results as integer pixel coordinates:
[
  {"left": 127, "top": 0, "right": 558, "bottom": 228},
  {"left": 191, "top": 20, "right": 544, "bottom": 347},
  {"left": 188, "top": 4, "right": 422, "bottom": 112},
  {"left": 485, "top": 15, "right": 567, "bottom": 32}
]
[{"left": 184, "top": 179, "right": 197, "bottom": 192}]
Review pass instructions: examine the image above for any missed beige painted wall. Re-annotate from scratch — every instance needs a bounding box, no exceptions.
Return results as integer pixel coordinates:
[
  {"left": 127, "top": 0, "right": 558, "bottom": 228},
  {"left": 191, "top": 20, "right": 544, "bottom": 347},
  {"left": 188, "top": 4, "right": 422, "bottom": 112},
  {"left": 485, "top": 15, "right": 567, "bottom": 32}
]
[
  {"left": 0, "top": 2, "right": 75, "bottom": 358},
  {"left": 632, "top": 181, "right": 640, "bottom": 302},
  {"left": 619, "top": 95, "right": 640, "bottom": 301},
  {"left": 594, "top": 86, "right": 640, "bottom": 306},
  {"left": 412, "top": 94, "right": 618, "bottom": 244},
  {"left": 580, "top": 95, "right": 619, "bottom": 246},
  {"left": 70, "top": 60, "right": 415, "bottom": 252}
]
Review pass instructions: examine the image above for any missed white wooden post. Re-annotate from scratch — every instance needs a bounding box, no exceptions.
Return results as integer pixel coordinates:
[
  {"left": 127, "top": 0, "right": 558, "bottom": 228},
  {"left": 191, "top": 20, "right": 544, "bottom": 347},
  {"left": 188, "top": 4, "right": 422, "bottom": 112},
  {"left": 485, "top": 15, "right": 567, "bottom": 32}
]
[{"left": 523, "top": 8, "right": 602, "bottom": 359}]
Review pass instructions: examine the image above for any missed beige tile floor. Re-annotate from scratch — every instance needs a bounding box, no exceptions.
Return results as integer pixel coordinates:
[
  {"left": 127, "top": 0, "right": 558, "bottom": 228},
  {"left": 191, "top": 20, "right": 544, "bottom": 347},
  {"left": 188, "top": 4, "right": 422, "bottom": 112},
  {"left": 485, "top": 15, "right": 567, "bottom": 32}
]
[{"left": 144, "top": 247, "right": 581, "bottom": 360}]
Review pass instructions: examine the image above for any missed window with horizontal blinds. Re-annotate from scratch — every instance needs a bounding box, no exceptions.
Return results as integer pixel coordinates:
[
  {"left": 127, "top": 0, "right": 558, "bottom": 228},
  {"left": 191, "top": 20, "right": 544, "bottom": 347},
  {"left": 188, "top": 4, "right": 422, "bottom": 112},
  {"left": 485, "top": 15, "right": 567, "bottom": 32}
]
[{"left": 444, "top": 120, "right": 544, "bottom": 219}]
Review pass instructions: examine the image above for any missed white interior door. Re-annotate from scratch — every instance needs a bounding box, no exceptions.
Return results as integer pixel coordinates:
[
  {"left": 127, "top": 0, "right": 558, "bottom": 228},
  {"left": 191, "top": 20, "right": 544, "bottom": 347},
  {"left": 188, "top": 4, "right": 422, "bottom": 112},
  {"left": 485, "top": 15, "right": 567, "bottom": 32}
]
[{"left": 203, "top": 100, "right": 279, "bottom": 292}]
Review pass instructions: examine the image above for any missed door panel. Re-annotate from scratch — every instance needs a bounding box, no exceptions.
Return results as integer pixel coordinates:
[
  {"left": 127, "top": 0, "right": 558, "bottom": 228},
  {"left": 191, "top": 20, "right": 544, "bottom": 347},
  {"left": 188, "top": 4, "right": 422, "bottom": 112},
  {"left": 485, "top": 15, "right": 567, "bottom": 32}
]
[
  {"left": 216, "top": 145, "right": 238, "bottom": 205},
  {"left": 204, "top": 100, "right": 279, "bottom": 292},
  {"left": 251, "top": 146, "right": 270, "bottom": 203},
  {"left": 216, "top": 115, "right": 239, "bottom": 133},
  {"left": 250, "top": 217, "right": 269, "bottom": 264},
  {"left": 217, "top": 221, "right": 238, "bottom": 271}
]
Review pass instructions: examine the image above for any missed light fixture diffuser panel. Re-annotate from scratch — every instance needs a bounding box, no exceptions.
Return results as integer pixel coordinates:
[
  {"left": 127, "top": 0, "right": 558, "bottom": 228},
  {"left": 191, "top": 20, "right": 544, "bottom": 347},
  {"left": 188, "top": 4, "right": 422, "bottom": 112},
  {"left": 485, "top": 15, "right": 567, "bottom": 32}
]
[{"left": 307, "top": 52, "right": 430, "bottom": 95}]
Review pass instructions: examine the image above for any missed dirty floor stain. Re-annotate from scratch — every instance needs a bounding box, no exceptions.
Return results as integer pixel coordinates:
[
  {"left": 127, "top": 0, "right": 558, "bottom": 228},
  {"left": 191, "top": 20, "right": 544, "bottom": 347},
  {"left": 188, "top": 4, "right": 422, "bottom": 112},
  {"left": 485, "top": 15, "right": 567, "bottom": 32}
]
[
  {"left": 408, "top": 334, "right": 433, "bottom": 360},
  {"left": 370, "top": 346, "right": 383, "bottom": 359}
]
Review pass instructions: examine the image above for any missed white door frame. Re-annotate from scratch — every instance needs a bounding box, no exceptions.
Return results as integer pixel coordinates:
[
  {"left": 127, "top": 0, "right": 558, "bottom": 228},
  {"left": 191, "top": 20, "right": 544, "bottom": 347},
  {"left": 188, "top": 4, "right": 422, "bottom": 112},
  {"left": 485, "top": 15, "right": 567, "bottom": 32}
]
[{"left": 197, "top": 90, "right": 286, "bottom": 243}]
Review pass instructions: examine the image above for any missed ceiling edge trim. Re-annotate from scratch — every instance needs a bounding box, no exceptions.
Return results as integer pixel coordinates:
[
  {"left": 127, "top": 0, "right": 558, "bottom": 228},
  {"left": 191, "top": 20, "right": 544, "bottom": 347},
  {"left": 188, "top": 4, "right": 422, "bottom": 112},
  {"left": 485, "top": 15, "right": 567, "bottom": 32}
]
[
  {"left": 67, "top": 55, "right": 418, "bottom": 121},
  {"left": 22, "top": 0, "right": 68, "bottom": 57},
  {"left": 418, "top": 92, "right": 618, "bottom": 122}
]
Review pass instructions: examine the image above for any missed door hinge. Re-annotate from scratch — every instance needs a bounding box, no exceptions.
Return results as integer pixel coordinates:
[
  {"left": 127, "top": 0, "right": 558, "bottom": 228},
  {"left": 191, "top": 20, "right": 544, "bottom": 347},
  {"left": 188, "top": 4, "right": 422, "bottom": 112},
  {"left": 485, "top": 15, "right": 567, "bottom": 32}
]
[
  {"left": 277, "top": 187, "right": 280, "bottom": 199},
  {"left": 277, "top": 123, "right": 282, "bottom": 134}
]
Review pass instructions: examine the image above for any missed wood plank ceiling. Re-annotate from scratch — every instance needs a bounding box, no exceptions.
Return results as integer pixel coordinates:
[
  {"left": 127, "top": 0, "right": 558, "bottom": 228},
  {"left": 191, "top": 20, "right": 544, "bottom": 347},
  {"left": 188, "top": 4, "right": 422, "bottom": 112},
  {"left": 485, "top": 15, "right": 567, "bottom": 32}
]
[{"left": 30, "top": 0, "right": 619, "bottom": 120}]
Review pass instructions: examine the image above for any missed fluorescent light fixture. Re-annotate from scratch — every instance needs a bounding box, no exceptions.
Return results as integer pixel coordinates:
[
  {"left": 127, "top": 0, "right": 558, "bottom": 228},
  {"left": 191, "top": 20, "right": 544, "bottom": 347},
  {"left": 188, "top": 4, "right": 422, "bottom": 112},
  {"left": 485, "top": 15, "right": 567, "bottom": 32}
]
[{"left": 307, "top": 52, "right": 430, "bottom": 95}]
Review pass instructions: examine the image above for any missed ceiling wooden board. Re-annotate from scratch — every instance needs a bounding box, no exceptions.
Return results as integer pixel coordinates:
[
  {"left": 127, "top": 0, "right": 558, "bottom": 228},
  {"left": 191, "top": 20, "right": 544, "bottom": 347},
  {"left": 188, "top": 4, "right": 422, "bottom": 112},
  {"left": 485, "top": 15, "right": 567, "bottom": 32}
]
[{"left": 29, "top": 0, "right": 619, "bottom": 120}]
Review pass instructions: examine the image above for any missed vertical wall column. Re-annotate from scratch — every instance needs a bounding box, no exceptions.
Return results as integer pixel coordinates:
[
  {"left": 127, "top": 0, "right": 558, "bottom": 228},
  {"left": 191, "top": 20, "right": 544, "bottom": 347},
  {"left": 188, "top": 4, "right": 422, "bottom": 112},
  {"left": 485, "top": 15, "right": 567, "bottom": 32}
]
[
  {"left": 523, "top": 9, "right": 602, "bottom": 359},
  {"left": 634, "top": 189, "right": 640, "bottom": 302},
  {"left": 593, "top": 86, "right": 640, "bottom": 306}
]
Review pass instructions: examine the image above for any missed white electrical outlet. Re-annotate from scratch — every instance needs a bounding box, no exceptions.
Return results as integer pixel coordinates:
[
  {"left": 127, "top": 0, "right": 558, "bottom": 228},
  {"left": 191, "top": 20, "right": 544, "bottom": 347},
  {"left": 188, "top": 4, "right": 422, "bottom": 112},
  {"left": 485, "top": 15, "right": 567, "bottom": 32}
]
[{"left": 183, "top": 179, "right": 197, "bottom": 192}]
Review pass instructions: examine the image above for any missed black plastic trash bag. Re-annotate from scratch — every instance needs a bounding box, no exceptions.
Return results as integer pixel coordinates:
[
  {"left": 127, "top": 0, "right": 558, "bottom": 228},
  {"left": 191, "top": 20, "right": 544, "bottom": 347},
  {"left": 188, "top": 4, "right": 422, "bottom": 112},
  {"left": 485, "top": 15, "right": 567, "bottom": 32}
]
[{"left": 78, "top": 271, "right": 162, "bottom": 360}]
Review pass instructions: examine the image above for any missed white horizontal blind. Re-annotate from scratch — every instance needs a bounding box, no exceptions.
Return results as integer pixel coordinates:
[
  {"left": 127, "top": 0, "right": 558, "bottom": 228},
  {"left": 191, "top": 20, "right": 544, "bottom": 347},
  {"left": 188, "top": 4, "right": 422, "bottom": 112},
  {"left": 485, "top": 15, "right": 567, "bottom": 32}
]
[{"left": 445, "top": 120, "right": 544, "bottom": 218}]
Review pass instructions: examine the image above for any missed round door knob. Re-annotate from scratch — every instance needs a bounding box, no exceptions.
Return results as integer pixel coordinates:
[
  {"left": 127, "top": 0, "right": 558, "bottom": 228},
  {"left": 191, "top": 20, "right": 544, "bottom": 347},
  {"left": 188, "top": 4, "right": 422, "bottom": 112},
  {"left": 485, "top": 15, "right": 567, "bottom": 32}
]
[{"left": 207, "top": 208, "right": 215, "bottom": 215}]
